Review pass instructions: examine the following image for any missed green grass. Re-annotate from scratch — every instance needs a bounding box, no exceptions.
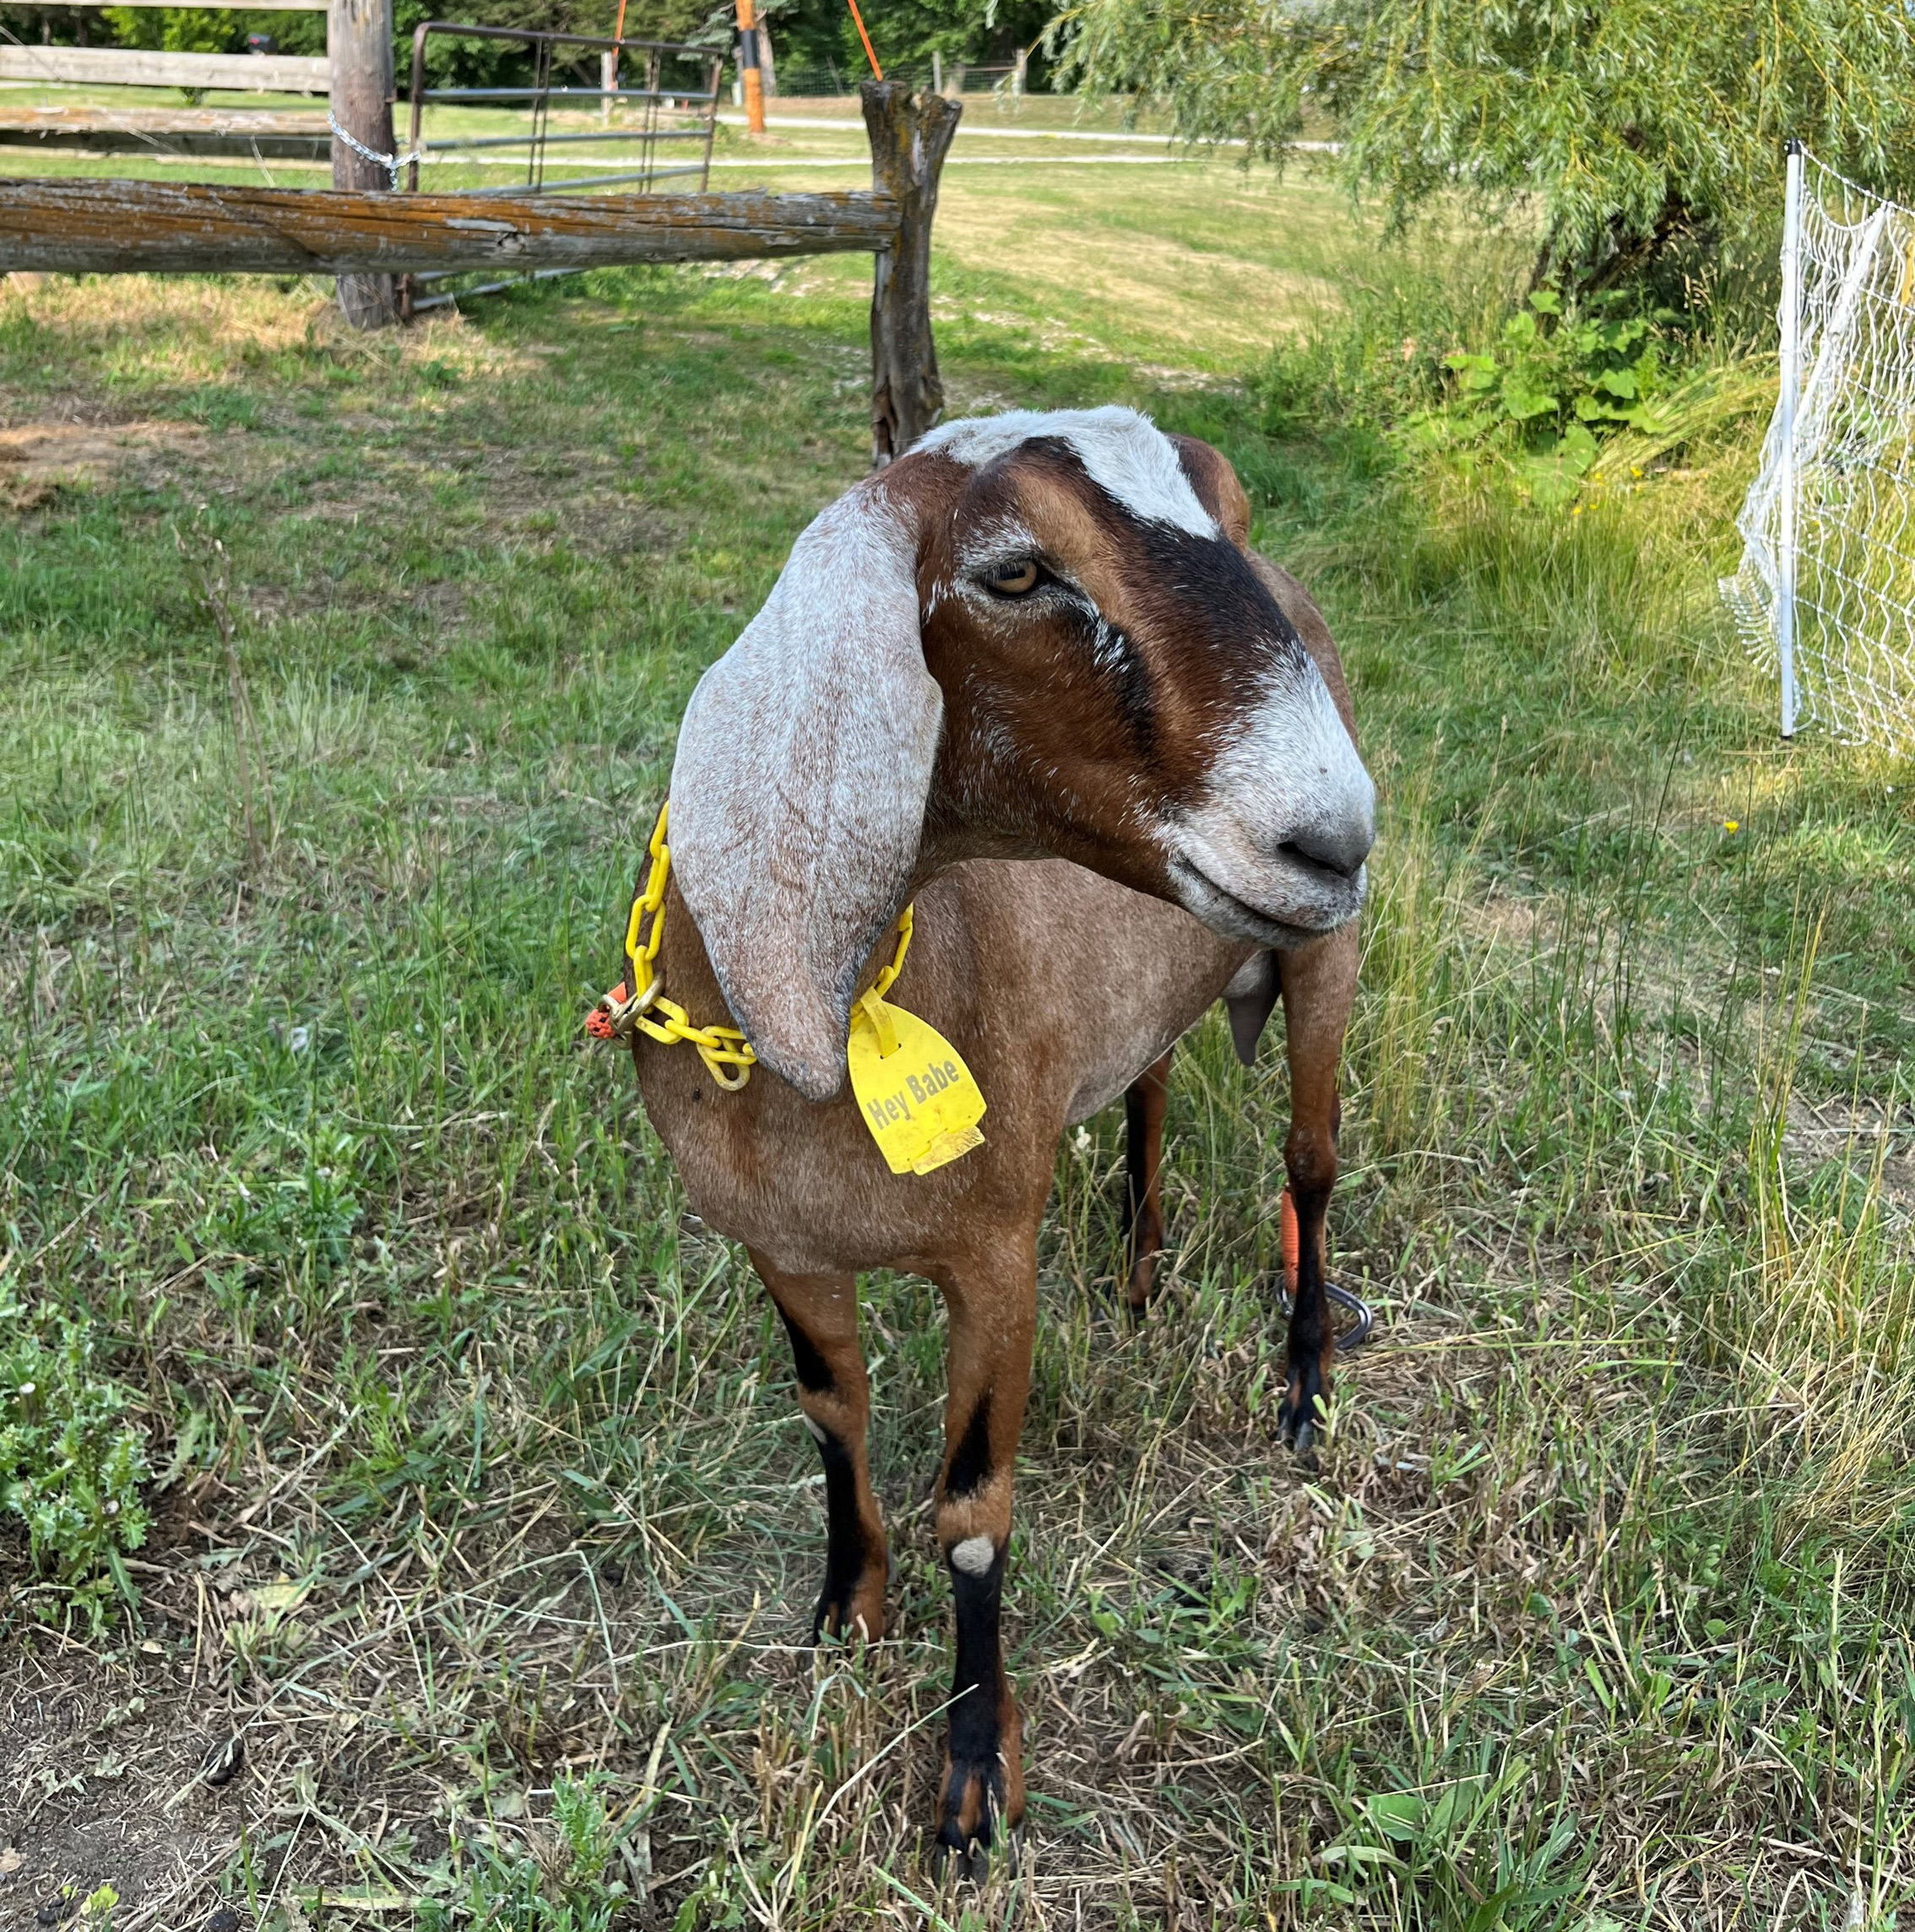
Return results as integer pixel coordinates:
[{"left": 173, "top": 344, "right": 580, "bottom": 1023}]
[{"left": 1, "top": 154, "right": 1913, "bottom": 1932}]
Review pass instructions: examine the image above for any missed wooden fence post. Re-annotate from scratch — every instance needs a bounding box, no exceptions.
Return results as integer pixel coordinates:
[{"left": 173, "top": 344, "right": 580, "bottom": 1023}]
[
  {"left": 328, "top": 0, "right": 399, "bottom": 328},
  {"left": 863, "top": 79, "right": 958, "bottom": 467},
  {"left": 734, "top": 0, "right": 764, "bottom": 135}
]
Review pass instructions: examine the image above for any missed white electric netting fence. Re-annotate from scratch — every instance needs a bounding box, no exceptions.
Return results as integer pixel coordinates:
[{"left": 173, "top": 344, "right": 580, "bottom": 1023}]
[{"left": 1722, "top": 146, "right": 1915, "bottom": 752}]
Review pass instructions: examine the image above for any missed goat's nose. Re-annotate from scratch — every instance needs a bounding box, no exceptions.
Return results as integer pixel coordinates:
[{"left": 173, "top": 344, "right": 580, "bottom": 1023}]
[{"left": 1279, "top": 815, "right": 1374, "bottom": 881}]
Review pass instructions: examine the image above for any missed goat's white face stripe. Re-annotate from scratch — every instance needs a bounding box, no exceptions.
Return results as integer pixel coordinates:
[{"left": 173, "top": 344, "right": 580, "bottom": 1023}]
[
  {"left": 919, "top": 405, "right": 1218, "bottom": 539},
  {"left": 949, "top": 1534, "right": 995, "bottom": 1575}
]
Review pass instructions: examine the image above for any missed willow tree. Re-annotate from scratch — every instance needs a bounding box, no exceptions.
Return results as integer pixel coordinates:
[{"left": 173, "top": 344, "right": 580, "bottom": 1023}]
[{"left": 1052, "top": 0, "right": 1915, "bottom": 298}]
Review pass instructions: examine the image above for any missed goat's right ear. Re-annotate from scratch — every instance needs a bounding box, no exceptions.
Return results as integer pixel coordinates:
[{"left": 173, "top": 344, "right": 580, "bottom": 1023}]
[{"left": 667, "top": 482, "right": 941, "bottom": 1104}]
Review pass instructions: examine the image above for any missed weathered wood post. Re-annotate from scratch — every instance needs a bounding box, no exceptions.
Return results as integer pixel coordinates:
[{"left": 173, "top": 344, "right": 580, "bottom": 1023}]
[
  {"left": 863, "top": 79, "right": 958, "bottom": 467},
  {"left": 328, "top": 0, "right": 399, "bottom": 328}
]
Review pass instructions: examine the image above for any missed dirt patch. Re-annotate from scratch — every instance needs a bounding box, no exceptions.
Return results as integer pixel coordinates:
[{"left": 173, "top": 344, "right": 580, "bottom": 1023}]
[
  {"left": 0, "top": 422, "right": 207, "bottom": 511},
  {"left": 0, "top": 1644, "right": 242, "bottom": 1932},
  {"left": 1785, "top": 1091, "right": 1915, "bottom": 1215}
]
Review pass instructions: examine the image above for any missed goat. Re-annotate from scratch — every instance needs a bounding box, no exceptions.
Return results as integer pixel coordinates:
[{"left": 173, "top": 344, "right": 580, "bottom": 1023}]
[{"left": 603, "top": 406, "right": 1374, "bottom": 1869}]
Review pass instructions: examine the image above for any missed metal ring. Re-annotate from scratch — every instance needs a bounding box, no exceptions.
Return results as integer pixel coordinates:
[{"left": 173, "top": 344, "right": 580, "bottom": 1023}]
[
  {"left": 1325, "top": 1280, "right": 1376, "bottom": 1349},
  {"left": 1275, "top": 1278, "right": 1378, "bottom": 1349}
]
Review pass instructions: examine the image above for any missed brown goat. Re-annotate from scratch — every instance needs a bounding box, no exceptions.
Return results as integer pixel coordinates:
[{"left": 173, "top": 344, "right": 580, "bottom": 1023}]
[{"left": 605, "top": 407, "right": 1373, "bottom": 1869}]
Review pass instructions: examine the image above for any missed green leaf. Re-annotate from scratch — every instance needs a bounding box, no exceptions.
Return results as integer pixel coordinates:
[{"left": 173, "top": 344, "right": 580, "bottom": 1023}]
[
  {"left": 1443, "top": 351, "right": 1498, "bottom": 393},
  {"left": 1596, "top": 368, "right": 1639, "bottom": 399},
  {"left": 1500, "top": 376, "right": 1557, "bottom": 421},
  {"left": 1527, "top": 289, "right": 1563, "bottom": 314},
  {"left": 1364, "top": 1790, "right": 1429, "bottom": 1842},
  {"left": 1583, "top": 1652, "right": 1616, "bottom": 1712},
  {"left": 1526, "top": 465, "right": 1581, "bottom": 510},
  {"left": 1559, "top": 423, "right": 1598, "bottom": 470}
]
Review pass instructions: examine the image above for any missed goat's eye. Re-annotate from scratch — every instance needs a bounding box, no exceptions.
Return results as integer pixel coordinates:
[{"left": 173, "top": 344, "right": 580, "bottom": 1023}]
[{"left": 985, "top": 560, "right": 1040, "bottom": 597}]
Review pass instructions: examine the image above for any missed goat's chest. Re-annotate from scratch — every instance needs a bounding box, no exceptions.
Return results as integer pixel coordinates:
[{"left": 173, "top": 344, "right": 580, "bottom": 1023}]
[
  {"left": 625, "top": 860, "right": 1249, "bottom": 1275},
  {"left": 629, "top": 1035, "right": 1012, "bottom": 1272}
]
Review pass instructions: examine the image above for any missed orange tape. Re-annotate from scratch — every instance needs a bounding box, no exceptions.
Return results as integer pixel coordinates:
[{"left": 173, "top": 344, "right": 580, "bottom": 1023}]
[
  {"left": 844, "top": 0, "right": 882, "bottom": 79},
  {"left": 1279, "top": 1186, "right": 1299, "bottom": 1295}
]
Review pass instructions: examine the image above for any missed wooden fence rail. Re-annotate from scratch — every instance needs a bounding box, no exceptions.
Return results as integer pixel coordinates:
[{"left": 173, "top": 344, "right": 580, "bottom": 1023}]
[
  {"left": 0, "top": 80, "right": 954, "bottom": 459},
  {"left": 0, "top": 107, "right": 332, "bottom": 161},
  {"left": 0, "top": 181, "right": 901, "bottom": 274},
  {"left": 0, "top": 46, "right": 330, "bottom": 90}
]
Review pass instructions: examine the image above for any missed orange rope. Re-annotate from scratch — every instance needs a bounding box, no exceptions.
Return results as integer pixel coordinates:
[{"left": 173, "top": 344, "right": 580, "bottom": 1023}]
[{"left": 844, "top": 0, "right": 882, "bottom": 79}]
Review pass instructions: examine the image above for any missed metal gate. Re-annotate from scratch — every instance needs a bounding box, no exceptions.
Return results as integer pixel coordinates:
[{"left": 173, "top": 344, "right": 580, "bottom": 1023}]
[{"left": 402, "top": 21, "right": 722, "bottom": 312}]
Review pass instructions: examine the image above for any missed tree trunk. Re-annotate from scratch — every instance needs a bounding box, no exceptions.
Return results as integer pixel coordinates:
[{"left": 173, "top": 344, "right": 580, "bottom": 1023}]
[
  {"left": 863, "top": 79, "right": 958, "bottom": 467},
  {"left": 328, "top": 0, "right": 398, "bottom": 328}
]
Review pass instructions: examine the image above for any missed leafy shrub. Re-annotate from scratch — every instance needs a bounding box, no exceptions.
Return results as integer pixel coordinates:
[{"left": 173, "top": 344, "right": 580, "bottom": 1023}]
[
  {"left": 1407, "top": 290, "right": 1674, "bottom": 505},
  {"left": 99, "top": 7, "right": 236, "bottom": 52},
  {"left": 0, "top": 1304, "right": 150, "bottom": 1602},
  {"left": 1059, "top": 0, "right": 1915, "bottom": 311}
]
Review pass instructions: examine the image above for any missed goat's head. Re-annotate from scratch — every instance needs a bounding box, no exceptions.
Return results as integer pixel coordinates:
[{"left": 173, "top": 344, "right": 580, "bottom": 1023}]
[{"left": 670, "top": 406, "right": 1375, "bottom": 1102}]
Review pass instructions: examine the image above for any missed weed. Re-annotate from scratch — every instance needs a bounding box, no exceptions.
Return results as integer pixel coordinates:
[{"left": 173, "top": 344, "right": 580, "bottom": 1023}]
[{"left": 0, "top": 1305, "right": 149, "bottom": 1616}]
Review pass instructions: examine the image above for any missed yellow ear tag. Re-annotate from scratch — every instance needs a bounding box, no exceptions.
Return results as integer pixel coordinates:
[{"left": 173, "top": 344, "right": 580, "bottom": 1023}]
[{"left": 846, "top": 989, "right": 986, "bottom": 1176}]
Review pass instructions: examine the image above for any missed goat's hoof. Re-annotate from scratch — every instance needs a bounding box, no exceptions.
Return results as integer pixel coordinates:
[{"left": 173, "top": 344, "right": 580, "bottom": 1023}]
[
  {"left": 932, "top": 1832, "right": 990, "bottom": 1886},
  {"left": 1277, "top": 1364, "right": 1331, "bottom": 1466},
  {"left": 932, "top": 1822, "right": 1022, "bottom": 1887},
  {"left": 811, "top": 1569, "right": 887, "bottom": 1647},
  {"left": 1122, "top": 1252, "right": 1159, "bottom": 1316},
  {"left": 935, "top": 1756, "right": 1018, "bottom": 1882}
]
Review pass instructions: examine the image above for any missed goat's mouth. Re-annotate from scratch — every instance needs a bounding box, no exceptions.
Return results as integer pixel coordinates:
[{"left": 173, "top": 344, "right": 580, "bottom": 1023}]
[{"left": 1165, "top": 849, "right": 1364, "bottom": 948}]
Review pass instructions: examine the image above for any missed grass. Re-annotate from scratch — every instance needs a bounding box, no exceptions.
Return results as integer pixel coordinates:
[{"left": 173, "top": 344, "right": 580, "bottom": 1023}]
[{"left": 2, "top": 140, "right": 1914, "bottom": 1932}]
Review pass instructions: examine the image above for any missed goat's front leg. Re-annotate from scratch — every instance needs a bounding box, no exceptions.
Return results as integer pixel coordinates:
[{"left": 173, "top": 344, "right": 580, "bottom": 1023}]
[
  {"left": 1274, "top": 924, "right": 1357, "bottom": 1460},
  {"left": 925, "top": 1240, "right": 1036, "bottom": 1874},
  {"left": 750, "top": 1253, "right": 888, "bottom": 1642},
  {"left": 1120, "top": 1049, "right": 1173, "bottom": 1311}
]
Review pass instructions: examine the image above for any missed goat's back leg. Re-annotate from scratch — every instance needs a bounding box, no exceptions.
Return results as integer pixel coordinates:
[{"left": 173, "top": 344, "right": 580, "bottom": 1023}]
[
  {"left": 925, "top": 1235, "right": 1038, "bottom": 1874},
  {"left": 750, "top": 1253, "right": 888, "bottom": 1642},
  {"left": 1272, "top": 925, "right": 1358, "bottom": 1459},
  {"left": 1120, "top": 1048, "right": 1173, "bottom": 1311}
]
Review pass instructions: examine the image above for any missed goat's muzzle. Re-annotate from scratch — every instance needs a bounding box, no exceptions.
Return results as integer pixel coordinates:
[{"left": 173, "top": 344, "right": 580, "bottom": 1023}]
[{"left": 1164, "top": 668, "right": 1375, "bottom": 947}]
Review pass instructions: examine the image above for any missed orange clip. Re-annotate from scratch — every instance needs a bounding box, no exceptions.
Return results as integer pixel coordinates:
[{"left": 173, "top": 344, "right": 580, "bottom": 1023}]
[{"left": 585, "top": 986, "right": 628, "bottom": 1041}]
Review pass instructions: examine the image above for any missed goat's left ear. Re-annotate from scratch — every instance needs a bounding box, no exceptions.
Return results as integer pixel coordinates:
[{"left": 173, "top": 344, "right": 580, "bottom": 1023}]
[
  {"left": 1167, "top": 435, "right": 1253, "bottom": 549},
  {"left": 667, "top": 481, "right": 940, "bottom": 1104}
]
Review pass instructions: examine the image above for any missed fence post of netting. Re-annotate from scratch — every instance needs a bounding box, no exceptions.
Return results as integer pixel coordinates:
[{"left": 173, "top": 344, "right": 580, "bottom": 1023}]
[{"left": 1777, "top": 138, "right": 1805, "bottom": 738}]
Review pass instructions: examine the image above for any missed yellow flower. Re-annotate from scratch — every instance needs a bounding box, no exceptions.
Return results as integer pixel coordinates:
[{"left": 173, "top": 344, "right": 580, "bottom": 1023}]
[{"left": 1723, "top": 819, "right": 1740, "bottom": 833}]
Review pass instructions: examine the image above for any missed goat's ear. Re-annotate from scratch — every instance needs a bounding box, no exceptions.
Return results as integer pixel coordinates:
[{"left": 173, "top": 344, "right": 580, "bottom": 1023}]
[
  {"left": 1166, "top": 434, "right": 1252, "bottom": 548},
  {"left": 1223, "top": 951, "right": 1281, "bottom": 1066},
  {"left": 668, "top": 482, "right": 940, "bottom": 1104}
]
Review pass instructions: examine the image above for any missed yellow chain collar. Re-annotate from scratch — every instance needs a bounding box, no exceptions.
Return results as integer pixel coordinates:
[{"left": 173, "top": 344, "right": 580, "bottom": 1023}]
[{"left": 587, "top": 800, "right": 914, "bottom": 1094}]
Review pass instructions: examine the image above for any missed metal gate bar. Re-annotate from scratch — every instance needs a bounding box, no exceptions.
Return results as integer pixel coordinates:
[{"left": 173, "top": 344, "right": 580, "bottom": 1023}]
[{"left": 403, "top": 19, "right": 720, "bottom": 312}]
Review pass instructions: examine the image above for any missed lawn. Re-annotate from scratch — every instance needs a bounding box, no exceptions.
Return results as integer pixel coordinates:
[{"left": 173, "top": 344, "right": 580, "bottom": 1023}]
[{"left": 3, "top": 132, "right": 1915, "bottom": 1932}]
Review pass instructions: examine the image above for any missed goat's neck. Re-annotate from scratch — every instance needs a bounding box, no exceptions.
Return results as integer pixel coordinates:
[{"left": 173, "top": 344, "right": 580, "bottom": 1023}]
[{"left": 653, "top": 870, "right": 920, "bottom": 1045}]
